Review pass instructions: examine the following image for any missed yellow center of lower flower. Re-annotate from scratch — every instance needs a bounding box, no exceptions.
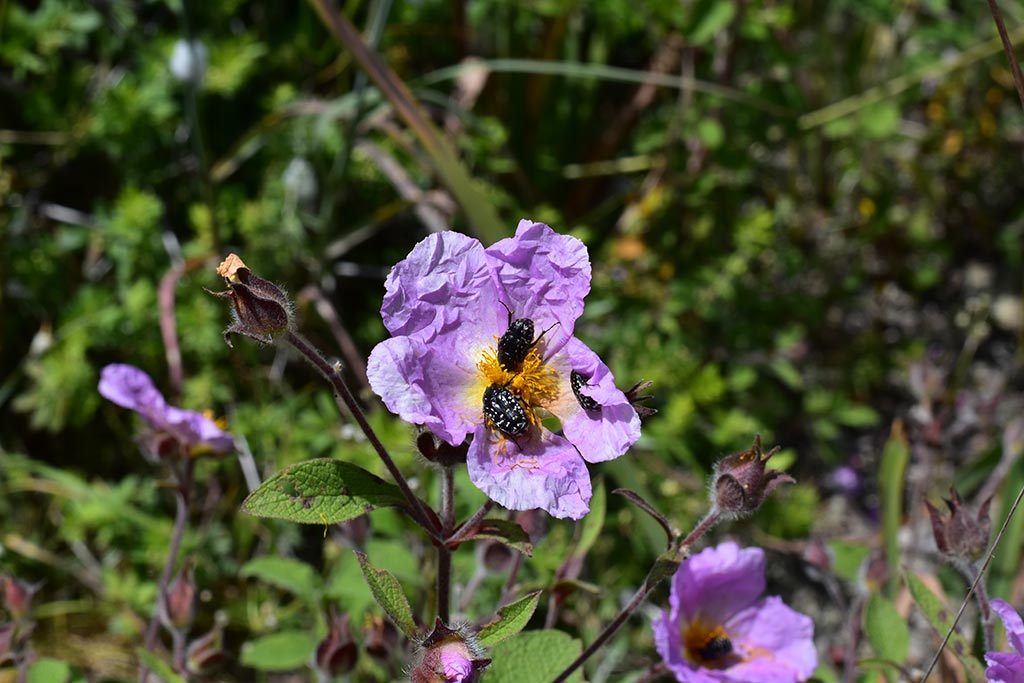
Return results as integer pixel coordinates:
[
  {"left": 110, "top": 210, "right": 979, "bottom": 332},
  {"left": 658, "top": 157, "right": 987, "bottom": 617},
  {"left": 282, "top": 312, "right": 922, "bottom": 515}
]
[
  {"left": 682, "top": 620, "right": 737, "bottom": 669},
  {"left": 475, "top": 345, "right": 560, "bottom": 429}
]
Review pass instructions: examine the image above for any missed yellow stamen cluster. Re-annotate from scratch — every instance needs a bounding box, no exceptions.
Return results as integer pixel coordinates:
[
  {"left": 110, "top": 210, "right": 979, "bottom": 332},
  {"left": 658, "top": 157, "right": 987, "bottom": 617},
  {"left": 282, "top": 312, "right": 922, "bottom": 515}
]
[{"left": 475, "top": 345, "right": 560, "bottom": 431}]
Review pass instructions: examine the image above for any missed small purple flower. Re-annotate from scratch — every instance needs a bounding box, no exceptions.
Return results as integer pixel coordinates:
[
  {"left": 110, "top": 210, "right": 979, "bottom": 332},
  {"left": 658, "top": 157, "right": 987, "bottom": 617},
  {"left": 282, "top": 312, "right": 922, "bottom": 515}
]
[
  {"left": 986, "top": 599, "right": 1024, "bottom": 683},
  {"left": 99, "top": 364, "right": 233, "bottom": 455},
  {"left": 367, "top": 221, "right": 641, "bottom": 519},
  {"left": 653, "top": 541, "right": 817, "bottom": 683}
]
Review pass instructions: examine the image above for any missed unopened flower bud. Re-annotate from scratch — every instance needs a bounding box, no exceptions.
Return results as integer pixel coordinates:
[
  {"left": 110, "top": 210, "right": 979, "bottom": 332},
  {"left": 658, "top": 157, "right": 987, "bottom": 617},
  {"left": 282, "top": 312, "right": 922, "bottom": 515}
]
[
  {"left": 208, "top": 254, "right": 293, "bottom": 346},
  {"left": 711, "top": 435, "right": 794, "bottom": 517},
  {"left": 163, "top": 562, "right": 196, "bottom": 630},
  {"left": 1, "top": 576, "right": 38, "bottom": 620},
  {"left": 410, "top": 619, "right": 490, "bottom": 683},
  {"left": 363, "top": 614, "right": 399, "bottom": 659},
  {"left": 925, "top": 487, "right": 992, "bottom": 560},
  {"left": 417, "top": 430, "right": 468, "bottom": 466},
  {"left": 317, "top": 611, "right": 357, "bottom": 676},
  {"left": 187, "top": 624, "right": 227, "bottom": 674}
]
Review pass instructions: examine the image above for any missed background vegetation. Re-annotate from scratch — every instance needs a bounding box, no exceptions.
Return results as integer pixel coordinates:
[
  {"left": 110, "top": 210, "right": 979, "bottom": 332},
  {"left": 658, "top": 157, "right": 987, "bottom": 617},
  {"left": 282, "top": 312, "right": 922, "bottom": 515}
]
[{"left": 2, "top": 0, "right": 1024, "bottom": 680}]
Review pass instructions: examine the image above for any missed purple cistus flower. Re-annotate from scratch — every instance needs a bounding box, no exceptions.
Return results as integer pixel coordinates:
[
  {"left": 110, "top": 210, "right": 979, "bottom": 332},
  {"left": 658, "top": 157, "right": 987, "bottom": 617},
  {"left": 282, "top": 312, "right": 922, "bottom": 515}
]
[
  {"left": 653, "top": 541, "right": 817, "bottom": 683},
  {"left": 986, "top": 599, "right": 1024, "bottom": 683},
  {"left": 367, "top": 221, "right": 641, "bottom": 519},
  {"left": 99, "top": 364, "right": 233, "bottom": 455}
]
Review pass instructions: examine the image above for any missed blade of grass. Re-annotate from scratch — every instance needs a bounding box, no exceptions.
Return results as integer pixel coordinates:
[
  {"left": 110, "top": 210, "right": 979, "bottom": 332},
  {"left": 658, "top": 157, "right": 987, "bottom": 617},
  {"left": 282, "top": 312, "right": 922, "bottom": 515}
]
[
  {"left": 307, "top": 0, "right": 505, "bottom": 243},
  {"left": 879, "top": 419, "right": 909, "bottom": 598},
  {"left": 421, "top": 58, "right": 791, "bottom": 117},
  {"left": 800, "top": 23, "right": 1024, "bottom": 130}
]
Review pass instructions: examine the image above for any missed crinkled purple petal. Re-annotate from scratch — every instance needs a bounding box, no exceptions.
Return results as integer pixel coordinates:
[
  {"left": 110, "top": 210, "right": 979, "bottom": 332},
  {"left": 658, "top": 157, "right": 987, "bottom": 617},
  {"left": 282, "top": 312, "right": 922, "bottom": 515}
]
[
  {"left": 673, "top": 542, "right": 766, "bottom": 627},
  {"left": 485, "top": 220, "right": 590, "bottom": 358},
  {"left": 653, "top": 610, "right": 722, "bottom": 683},
  {"left": 992, "top": 599, "right": 1024, "bottom": 656},
  {"left": 380, "top": 231, "right": 503, "bottom": 343},
  {"left": 367, "top": 336, "right": 481, "bottom": 445},
  {"left": 441, "top": 649, "right": 473, "bottom": 681},
  {"left": 466, "top": 424, "right": 591, "bottom": 519},
  {"left": 98, "top": 364, "right": 167, "bottom": 425},
  {"left": 548, "top": 338, "right": 640, "bottom": 463},
  {"left": 986, "top": 651, "right": 1024, "bottom": 683},
  {"left": 723, "top": 597, "right": 817, "bottom": 682},
  {"left": 163, "top": 406, "right": 234, "bottom": 453}
]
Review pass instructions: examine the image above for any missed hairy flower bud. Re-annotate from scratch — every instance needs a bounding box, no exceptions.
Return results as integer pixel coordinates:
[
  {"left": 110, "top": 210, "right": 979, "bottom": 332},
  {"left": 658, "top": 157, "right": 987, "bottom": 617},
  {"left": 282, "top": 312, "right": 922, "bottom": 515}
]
[
  {"left": 317, "top": 611, "right": 357, "bottom": 676},
  {"left": 1, "top": 576, "right": 38, "bottom": 621},
  {"left": 410, "top": 619, "right": 490, "bottom": 683},
  {"left": 208, "top": 254, "right": 293, "bottom": 347},
  {"left": 711, "top": 435, "right": 794, "bottom": 517},
  {"left": 925, "top": 487, "right": 992, "bottom": 561},
  {"left": 162, "top": 562, "right": 196, "bottom": 630}
]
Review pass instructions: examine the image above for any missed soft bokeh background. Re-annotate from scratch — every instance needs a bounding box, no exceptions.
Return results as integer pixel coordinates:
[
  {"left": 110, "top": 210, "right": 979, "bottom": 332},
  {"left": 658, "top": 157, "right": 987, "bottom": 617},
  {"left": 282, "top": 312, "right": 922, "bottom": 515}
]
[{"left": 2, "top": 0, "right": 1024, "bottom": 680}]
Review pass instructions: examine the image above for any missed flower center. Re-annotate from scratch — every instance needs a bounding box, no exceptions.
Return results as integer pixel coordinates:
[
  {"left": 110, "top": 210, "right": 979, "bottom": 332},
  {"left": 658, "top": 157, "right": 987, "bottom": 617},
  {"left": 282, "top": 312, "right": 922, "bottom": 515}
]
[
  {"left": 476, "top": 345, "right": 560, "bottom": 427},
  {"left": 682, "top": 620, "right": 738, "bottom": 669}
]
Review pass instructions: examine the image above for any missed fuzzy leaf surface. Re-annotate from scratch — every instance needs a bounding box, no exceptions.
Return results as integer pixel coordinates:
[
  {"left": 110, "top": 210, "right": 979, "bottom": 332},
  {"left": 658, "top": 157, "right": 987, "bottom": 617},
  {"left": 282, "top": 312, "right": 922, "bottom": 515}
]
[{"left": 242, "top": 458, "right": 405, "bottom": 523}]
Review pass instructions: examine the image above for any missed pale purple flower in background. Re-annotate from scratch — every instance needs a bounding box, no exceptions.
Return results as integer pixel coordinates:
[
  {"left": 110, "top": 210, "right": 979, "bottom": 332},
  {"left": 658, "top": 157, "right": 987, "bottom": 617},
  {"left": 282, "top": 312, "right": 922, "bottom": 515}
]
[
  {"left": 653, "top": 541, "right": 817, "bottom": 683},
  {"left": 98, "top": 364, "right": 233, "bottom": 455},
  {"left": 986, "top": 599, "right": 1024, "bottom": 683},
  {"left": 367, "top": 221, "right": 641, "bottom": 519}
]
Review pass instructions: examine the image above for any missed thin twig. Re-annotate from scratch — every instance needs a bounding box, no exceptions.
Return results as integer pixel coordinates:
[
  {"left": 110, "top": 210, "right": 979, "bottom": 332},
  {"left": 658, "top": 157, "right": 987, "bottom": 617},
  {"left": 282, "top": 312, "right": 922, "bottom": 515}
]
[
  {"left": 140, "top": 458, "right": 194, "bottom": 683},
  {"left": 437, "top": 465, "right": 455, "bottom": 623},
  {"left": 284, "top": 331, "right": 440, "bottom": 539},
  {"left": 550, "top": 510, "right": 721, "bottom": 683},
  {"left": 986, "top": 0, "right": 1024, "bottom": 110}
]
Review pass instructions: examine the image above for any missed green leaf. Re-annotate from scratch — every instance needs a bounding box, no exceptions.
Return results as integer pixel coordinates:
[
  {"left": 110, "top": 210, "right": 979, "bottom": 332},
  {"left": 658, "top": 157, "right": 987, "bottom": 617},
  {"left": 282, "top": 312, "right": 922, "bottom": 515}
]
[
  {"left": 478, "top": 591, "right": 542, "bottom": 648},
  {"left": 879, "top": 421, "right": 909, "bottom": 596},
  {"left": 905, "top": 572, "right": 987, "bottom": 683},
  {"left": 355, "top": 550, "right": 417, "bottom": 638},
  {"left": 470, "top": 518, "right": 533, "bottom": 556},
  {"left": 482, "top": 630, "right": 583, "bottom": 683},
  {"left": 863, "top": 594, "right": 909, "bottom": 665},
  {"left": 239, "top": 630, "right": 318, "bottom": 671},
  {"left": 135, "top": 650, "right": 187, "bottom": 683},
  {"left": 834, "top": 403, "right": 881, "bottom": 428},
  {"left": 687, "top": 0, "right": 737, "bottom": 46},
  {"left": 242, "top": 458, "right": 406, "bottom": 524},
  {"left": 697, "top": 118, "right": 725, "bottom": 149},
  {"left": 240, "top": 556, "right": 317, "bottom": 601},
  {"left": 28, "top": 659, "right": 72, "bottom": 683}
]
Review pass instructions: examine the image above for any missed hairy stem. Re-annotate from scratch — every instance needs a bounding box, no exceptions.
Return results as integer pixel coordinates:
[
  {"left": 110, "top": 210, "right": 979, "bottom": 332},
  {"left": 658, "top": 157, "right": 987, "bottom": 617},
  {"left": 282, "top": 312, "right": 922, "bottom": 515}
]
[
  {"left": 285, "top": 331, "right": 439, "bottom": 538},
  {"left": 437, "top": 465, "right": 455, "bottom": 623},
  {"left": 140, "top": 457, "right": 194, "bottom": 683},
  {"left": 551, "top": 509, "right": 722, "bottom": 683}
]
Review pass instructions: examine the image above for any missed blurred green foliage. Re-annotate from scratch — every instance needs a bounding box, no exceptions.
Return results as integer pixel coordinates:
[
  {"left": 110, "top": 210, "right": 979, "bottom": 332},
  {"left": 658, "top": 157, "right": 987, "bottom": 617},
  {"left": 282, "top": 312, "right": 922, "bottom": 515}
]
[{"left": 2, "top": 0, "right": 1024, "bottom": 679}]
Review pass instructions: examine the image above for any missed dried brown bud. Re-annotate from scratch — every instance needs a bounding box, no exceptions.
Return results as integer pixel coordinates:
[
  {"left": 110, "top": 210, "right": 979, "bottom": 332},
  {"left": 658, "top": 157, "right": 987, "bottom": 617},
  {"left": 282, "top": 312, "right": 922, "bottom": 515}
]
[
  {"left": 711, "top": 435, "right": 794, "bottom": 517},
  {"left": 925, "top": 487, "right": 992, "bottom": 561},
  {"left": 162, "top": 561, "right": 196, "bottom": 630},
  {"left": 207, "top": 254, "right": 292, "bottom": 346},
  {"left": 624, "top": 379, "right": 657, "bottom": 419},
  {"left": 317, "top": 611, "right": 357, "bottom": 676},
  {"left": 410, "top": 619, "right": 490, "bottom": 683}
]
